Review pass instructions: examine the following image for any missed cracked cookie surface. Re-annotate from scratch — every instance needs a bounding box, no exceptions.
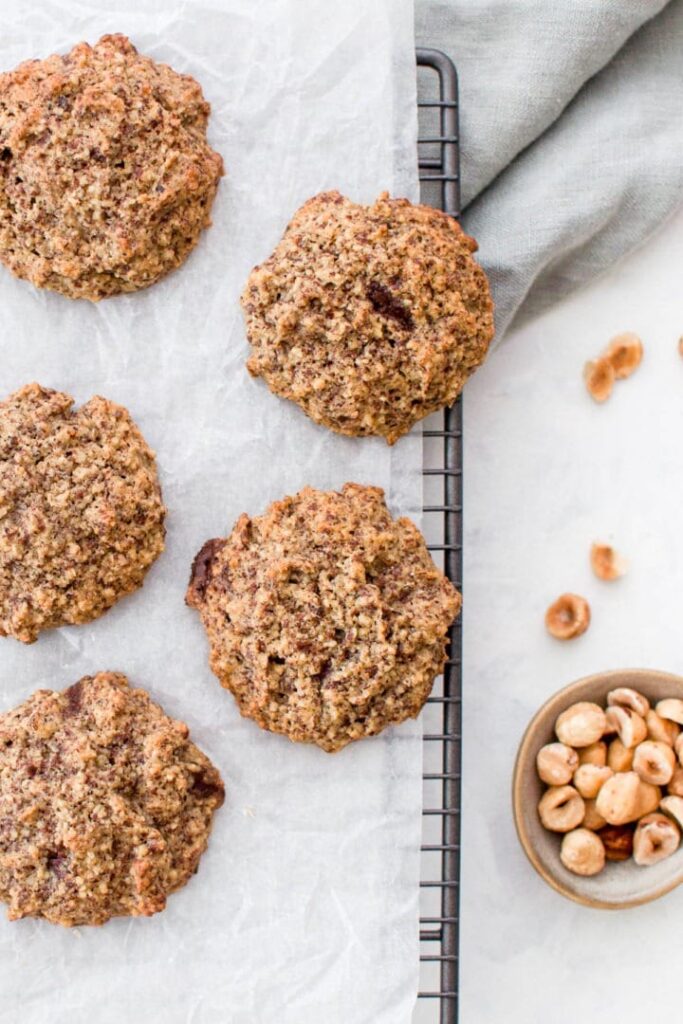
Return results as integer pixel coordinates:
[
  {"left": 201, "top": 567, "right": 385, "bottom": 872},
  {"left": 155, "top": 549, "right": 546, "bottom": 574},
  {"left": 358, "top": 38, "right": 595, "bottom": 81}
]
[
  {"left": 0, "top": 672, "right": 224, "bottom": 926},
  {"left": 0, "top": 33, "right": 223, "bottom": 300},
  {"left": 241, "top": 191, "right": 494, "bottom": 443},
  {"left": 187, "top": 483, "right": 460, "bottom": 752},
  {"left": 0, "top": 383, "right": 165, "bottom": 643}
]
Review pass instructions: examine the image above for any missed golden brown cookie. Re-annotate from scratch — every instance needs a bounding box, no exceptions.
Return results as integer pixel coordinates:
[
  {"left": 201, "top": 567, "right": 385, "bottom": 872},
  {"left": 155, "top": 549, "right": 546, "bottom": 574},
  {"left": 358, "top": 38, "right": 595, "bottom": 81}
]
[
  {"left": 186, "top": 483, "right": 460, "bottom": 752},
  {"left": 0, "top": 34, "right": 223, "bottom": 300},
  {"left": 0, "top": 383, "right": 166, "bottom": 643},
  {"left": 0, "top": 672, "right": 224, "bottom": 926},
  {"left": 241, "top": 191, "right": 494, "bottom": 443}
]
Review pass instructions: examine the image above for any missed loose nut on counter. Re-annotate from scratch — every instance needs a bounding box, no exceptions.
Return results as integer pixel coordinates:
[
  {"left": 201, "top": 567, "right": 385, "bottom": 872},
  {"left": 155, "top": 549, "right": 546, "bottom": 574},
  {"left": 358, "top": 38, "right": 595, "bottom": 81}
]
[
  {"left": 555, "top": 702, "right": 606, "bottom": 748},
  {"left": 607, "top": 737, "right": 635, "bottom": 772},
  {"left": 632, "top": 740, "right": 676, "bottom": 786},
  {"left": 607, "top": 687, "right": 650, "bottom": 718},
  {"left": 590, "top": 544, "right": 627, "bottom": 582},
  {"left": 584, "top": 357, "right": 615, "bottom": 402},
  {"left": 545, "top": 594, "right": 591, "bottom": 640},
  {"left": 536, "top": 743, "right": 579, "bottom": 786},
  {"left": 573, "top": 764, "right": 613, "bottom": 799},
  {"left": 633, "top": 813, "right": 681, "bottom": 867},
  {"left": 538, "top": 785, "right": 586, "bottom": 832},
  {"left": 660, "top": 795, "right": 683, "bottom": 831},
  {"left": 605, "top": 705, "right": 647, "bottom": 749},
  {"left": 583, "top": 799, "right": 607, "bottom": 831},
  {"left": 578, "top": 741, "right": 607, "bottom": 767},
  {"left": 646, "top": 709, "right": 680, "bottom": 747},
  {"left": 604, "top": 332, "right": 643, "bottom": 379},
  {"left": 668, "top": 765, "right": 683, "bottom": 797},
  {"left": 598, "top": 824, "right": 635, "bottom": 862},
  {"left": 675, "top": 732, "right": 683, "bottom": 766},
  {"left": 655, "top": 698, "right": 683, "bottom": 726},
  {"left": 595, "top": 772, "right": 660, "bottom": 826},
  {"left": 560, "top": 828, "right": 606, "bottom": 877}
]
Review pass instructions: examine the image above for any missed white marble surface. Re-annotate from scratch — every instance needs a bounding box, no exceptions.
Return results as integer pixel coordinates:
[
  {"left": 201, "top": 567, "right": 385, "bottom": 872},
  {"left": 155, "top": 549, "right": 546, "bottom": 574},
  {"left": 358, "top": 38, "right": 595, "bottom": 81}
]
[{"left": 458, "top": 203, "right": 683, "bottom": 1022}]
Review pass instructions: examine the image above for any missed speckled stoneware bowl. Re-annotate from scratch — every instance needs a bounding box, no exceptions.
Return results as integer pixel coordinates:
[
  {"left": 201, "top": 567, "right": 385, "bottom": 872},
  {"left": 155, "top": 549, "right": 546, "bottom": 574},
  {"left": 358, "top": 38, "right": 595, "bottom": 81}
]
[{"left": 513, "top": 668, "right": 683, "bottom": 909}]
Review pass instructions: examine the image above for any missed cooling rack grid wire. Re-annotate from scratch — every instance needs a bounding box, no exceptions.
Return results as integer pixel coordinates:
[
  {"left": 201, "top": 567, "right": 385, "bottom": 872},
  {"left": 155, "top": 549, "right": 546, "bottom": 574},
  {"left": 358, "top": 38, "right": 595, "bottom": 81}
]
[{"left": 415, "top": 47, "right": 462, "bottom": 1024}]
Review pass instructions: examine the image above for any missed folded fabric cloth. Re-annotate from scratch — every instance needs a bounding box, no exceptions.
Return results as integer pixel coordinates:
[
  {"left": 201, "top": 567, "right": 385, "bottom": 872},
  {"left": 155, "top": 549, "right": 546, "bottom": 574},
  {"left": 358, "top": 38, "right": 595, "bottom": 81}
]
[{"left": 416, "top": 0, "right": 683, "bottom": 337}]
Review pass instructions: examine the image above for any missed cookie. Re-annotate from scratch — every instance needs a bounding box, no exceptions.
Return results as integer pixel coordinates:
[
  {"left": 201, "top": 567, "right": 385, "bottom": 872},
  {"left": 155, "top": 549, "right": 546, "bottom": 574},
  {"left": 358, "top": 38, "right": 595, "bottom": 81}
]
[
  {"left": 241, "top": 191, "right": 494, "bottom": 444},
  {"left": 0, "top": 672, "right": 224, "bottom": 926},
  {"left": 0, "top": 383, "right": 165, "bottom": 643},
  {"left": 187, "top": 483, "right": 460, "bottom": 752},
  {"left": 0, "top": 34, "right": 223, "bottom": 300}
]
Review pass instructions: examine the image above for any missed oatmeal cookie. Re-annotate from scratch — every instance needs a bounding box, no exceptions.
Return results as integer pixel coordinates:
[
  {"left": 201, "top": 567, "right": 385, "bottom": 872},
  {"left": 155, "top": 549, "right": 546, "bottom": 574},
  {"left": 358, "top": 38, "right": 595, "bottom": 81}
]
[
  {"left": 0, "top": 33, "right": 223, "bottom": 300},
  {"left": 0, "top": 383, "right": 165, "bottom": 643},
  {"left": 0, "top": 672, "right": 224, "bottom": 926},
  {"left": 241, "top": 191, "right": 493, "bottom": 443},
  {"left": 187, "top": 483, "right": 460, "bottom": 752}
]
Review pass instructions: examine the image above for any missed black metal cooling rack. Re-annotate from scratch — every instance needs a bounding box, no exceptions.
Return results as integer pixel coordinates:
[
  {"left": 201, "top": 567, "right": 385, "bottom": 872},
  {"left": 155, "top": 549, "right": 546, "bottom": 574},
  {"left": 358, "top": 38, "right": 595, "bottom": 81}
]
[{"left": 416, "top": 48, "right": 462, "bottom": 1024}]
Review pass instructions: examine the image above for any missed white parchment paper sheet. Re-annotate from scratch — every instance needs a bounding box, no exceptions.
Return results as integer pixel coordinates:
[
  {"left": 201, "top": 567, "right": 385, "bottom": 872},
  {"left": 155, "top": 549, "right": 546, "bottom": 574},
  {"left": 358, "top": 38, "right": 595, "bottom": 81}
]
[{"left": 0, "top": 2, "right": 422, "bottom": 1021}]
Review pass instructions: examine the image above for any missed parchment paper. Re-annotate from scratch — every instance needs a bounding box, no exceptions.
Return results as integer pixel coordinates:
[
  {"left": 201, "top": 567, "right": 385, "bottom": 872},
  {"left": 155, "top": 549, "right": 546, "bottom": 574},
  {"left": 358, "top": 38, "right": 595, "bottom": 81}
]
[{"left": 0, "top": 2, "right": 421, "bottom": 1022}]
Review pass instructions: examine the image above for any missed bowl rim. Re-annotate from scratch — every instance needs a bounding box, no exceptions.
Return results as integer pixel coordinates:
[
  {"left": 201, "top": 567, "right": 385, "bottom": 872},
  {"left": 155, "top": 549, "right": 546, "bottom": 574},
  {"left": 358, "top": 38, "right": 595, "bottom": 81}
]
[{"left": 512, "top": 666, "right": 683, "bottom": 910}]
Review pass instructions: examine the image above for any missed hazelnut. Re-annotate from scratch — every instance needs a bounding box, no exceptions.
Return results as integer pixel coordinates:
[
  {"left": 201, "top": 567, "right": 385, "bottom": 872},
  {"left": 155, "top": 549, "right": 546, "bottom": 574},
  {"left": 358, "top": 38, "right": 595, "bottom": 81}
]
[
  {"left": 667, "top": 765, "right": 683, "bottom": 797},
  {"left": 545, "top": 594, "right": 590, "bottom": 640},
  {"left": 607, "top": 687, "right": 650, "bottom": 718},
  {"left": 560, "top": 828, "right": 606, "bottom": 877},
  {"left": 632, "top": 740, "right": 676, "bottom": 786},
  {"left": 604, "top": 332, "right": 643, "bottom": 379},
  {"left": 536, "top": 743, "right": 579, "bottom": 786},
  {"left": 606, "top": 737, "right": 635, "bottom": 772},
  {"left": 598, "top": 824, "right": 635, "bottom": 862},
  {"left": 605, "top": 705, "right": 647, "bottom": 749},
  {"left": 573, "top": 764, "right": 613, "bottom": 799},
  {"left": 633, "top": 813, "right": 681, "bottom": 867},
  {"left": 646, "top": 709, "right": 680, "bottom": 748},
  {"left": 660, "top": 794, "right": 683, "bottom": 831},
  {"left": 578, "top": 741, "right": 607, "bottom": 767},
  {"left": 583, "top": 799, "right": 607, "bottom": 831},
  {"left": 676, "top": 733, "right": 683, "bottom": 766},
  {"left": 555, "top": 702, "right": 606, "bottom": 748},
  {"left": 584, "top": 357, "right": 615, "bottom": 402},
  {"left": 679, "top": 335, "right": 683, "bottom": 359},
  {"left": 590, "top": 544, "right": 627, "bottom": 582},
  {"left": 595, "top": 771, "right": 660, "bottom": 825},
  {"left": 655, "top": 698, "right": 683, "bottom": 726},
  {"left": 538, "top": 785, "right": 585, "bottom": 833}
]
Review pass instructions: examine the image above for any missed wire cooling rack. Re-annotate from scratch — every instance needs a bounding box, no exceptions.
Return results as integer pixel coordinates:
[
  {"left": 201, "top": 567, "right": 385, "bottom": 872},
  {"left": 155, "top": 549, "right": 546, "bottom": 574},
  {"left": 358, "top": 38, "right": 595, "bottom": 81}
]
[{"left": 415, "top": 48, "right": 462, "bottom": 1024}]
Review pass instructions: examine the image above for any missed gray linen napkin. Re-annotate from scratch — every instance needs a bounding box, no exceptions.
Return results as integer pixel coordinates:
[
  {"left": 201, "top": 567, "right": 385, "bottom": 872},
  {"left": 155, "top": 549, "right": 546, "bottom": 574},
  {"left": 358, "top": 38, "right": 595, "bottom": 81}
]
[{"left": 416, "top": 0, "right": 683, "bottom": 337}]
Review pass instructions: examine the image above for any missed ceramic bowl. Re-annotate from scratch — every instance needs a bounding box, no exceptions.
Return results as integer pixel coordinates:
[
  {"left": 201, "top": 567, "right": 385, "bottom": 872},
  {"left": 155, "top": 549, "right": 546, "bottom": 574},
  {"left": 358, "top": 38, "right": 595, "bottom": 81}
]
[{"left": 513, "top": 668, "right": 683, "bottom": 909}]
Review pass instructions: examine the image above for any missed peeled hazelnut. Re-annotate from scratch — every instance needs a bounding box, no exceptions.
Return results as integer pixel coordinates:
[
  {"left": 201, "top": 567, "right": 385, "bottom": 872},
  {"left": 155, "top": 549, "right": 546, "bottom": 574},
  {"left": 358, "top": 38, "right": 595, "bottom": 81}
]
[
  {"left": 536, "top": 743, "right": 579, "bottom": 786},
  {"left": 578, "top": 741, "right": 607, "bottom": 767},
  {"left": 660, "top": 795, "right": 683, "bottom": 831},
  {"left": 667, "top": 765, "right": 683, "bottom": 797},
  {"left": 633, "top": 813, "right": 681, "bottom": 867},
  {"left": 633, "top": 740, "right": 676, "bottom": 786},
  {"left": 605, "top": 706, "right": 647, "bottom": 749},
  {"left": 598, "top": 824, "right": 634, "bottom": 862},
  {"left": 545, "top": 594, "right": 590, "bottom": 641},
  {"left": 555, "top": 702, "right": 606, "bottom": 748},
  {"left": 584, "top": 357, "right": 615, "bottom": 402},
  {"left": 607, "top": 687, "right": 650, "bottom": 718},
  {"left": 604, "top": 332, "right": 643, "bottom": 379},
  {"left": 573, "top": 764, "right": 613, "bottom": 799},
  {"left": 560, "top": 828, "right": 605, "bottom": 877},
  {"left": 655, "top": 698, "right": 683, "bottom": 726},
  {"left": 590, "top": 544, "right": 627, "bottom": 582},
  {"left": 676, "top": 733, "right": 683, "bottom": 766},
  {"left": 596, "top": 771, "right": 660, "bottom": 825},
  {"left": 538, "top": 785, "right": 585, "bottom": 833},
  {"left": 646, "top": 709, "right": 680, "bottom": 748},
  {"left": 607, "top": 737, "right": 635, "bottom": 772},
  {"left": 583, "top": 799, "right": 607, "bottom": 831}
]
